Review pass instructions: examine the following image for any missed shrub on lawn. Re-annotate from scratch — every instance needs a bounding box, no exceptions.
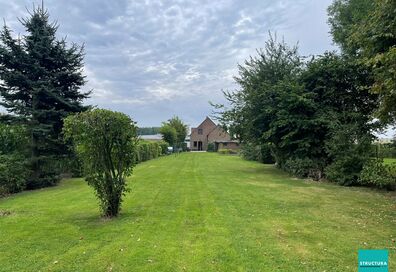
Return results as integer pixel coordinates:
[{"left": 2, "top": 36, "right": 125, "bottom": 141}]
[
  {"left": 63, "top": 109, "right": 139, "bottom": 217},
  {"left": 359, "top": 159, "right": 396, "bottom": 190},
  {"left": 0, "top": 154, "right": 30, "bottom": 196}
]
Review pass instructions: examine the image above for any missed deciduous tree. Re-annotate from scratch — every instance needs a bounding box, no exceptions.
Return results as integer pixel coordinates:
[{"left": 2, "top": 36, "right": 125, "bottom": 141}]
[{"left": 63, "top": 109, "right": 138, "bottom": 217}]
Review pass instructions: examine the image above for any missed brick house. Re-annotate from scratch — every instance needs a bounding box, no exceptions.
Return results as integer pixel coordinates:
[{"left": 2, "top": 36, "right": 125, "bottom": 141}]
[{"left": 190, "top": 117, "right": 239, "bottom": 151}]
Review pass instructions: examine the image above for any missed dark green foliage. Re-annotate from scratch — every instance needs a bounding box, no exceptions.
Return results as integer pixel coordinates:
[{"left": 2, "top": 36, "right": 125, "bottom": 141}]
[
  {"left": 63, "top": 109, "right": 138, "bottom": 217},
  {"left": 259, "top": 144, "right": 275, "bottom": 164},
  {"left": 302, "top": 53, "right": 379, "bottom": 185},
  {"left": 325, "top": 128, "right": 373, "bottom": 185},
  {"left": 240, "top": 143, "right": 261, "bottom": 161},
  {"left": 0, "top": 154, "right": 30, "bottom": 196},
  {"left": 0, "top": 6, "right": 89, "bottom": 189},
  {"left": 328, "top": 0, "right": 396, "bottom": 123},
  {"left": 207, "top": 143, "right": 215, "bottom": 152},
  {"left": 327, "top": 0, "right": 373, "bottom": 55},
  {"left": 284, "top": 158, "right": 323, "bottom": 180},
  {"left": 240, "top": 143, "right": 274, "bottom": 163},
  {"left": 0, "top": 124, "right": 30, "bottom": 195},
  {"left": 214, "top": 35, "right": 324, "bottom": 176},
  {"left": 158, "top": 141, "right": 169, "bottom": 155},
  {"left": 359, "top": 159, "right": 396, "bottom": 190},
  {"left": 137, "top": 127, "right": 161, "bottom": 135},
  {"left": 57, "top": 154, "right": 84, "bottom": 177},
  {"left": 214, "top": 36, "right": 380, "bottom": 187}
]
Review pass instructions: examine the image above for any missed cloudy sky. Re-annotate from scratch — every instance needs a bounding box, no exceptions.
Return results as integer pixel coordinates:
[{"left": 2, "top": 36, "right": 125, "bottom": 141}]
[{"left": 2, "top": 0, "right": 338, "bottom": 128}]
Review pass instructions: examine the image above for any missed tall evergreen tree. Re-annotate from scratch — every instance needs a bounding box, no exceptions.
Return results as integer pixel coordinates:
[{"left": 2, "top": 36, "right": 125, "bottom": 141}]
[{"left": 0, "top": 5, "right": 90, "bottom": 188}]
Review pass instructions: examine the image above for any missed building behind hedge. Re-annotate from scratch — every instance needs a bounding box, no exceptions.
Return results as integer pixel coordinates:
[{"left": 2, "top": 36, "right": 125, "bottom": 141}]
[{"left": 190, "top": 117, "right": 239, "bottom": 151}]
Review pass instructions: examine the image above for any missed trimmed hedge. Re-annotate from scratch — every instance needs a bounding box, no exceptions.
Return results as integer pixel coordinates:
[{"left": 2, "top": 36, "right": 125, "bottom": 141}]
[{"left": 135, "top": 141, "right": 169, "bottom": 163}]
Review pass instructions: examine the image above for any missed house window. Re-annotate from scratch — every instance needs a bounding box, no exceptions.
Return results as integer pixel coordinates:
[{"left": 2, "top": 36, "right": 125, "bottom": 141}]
[
  {"left": 223, "top": 142, "right": 228, "bottom": 146},
  {"left": 193, "top": 141, "right": 197, "bottom": 147},
  {"left": 198, "top": 129, "right": 203, "bottom": 135}
]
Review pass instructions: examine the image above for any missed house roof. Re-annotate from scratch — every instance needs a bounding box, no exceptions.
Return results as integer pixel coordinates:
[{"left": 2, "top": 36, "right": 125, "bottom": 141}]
[{"left": 195, "top": 116, "right": 216, "bottom": 129}]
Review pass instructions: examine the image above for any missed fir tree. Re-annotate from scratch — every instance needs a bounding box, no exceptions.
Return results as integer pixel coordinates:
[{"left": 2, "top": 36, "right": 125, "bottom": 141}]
[{"left": 0, "top": 5, "right": 90, "bottom": 188}]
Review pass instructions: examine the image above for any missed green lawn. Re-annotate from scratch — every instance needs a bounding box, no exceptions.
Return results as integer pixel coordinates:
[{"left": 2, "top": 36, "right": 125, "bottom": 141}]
[
  {"left": 0, "top": 153, "right": 395, "bottom": 271},
  {"left": 384, "top": 158, "right": 396, "bottom": 165}
]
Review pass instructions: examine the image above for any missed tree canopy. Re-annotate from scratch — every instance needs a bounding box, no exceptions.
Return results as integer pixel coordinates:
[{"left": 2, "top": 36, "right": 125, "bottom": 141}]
[
  {"left": 328, "top": 0, "right": 396, "bottom": 124},
  {"left": 63, "top": 109, "right": 139, "bottom": 217},
  {"left": 214, "top": 35, "right": 380, "bottom": 184},
  {"left": 160, "top": 116, "right": 187, "bottom": 148},
  {"left": 0, "top": 6, "right": 90, "bottom": 188}
]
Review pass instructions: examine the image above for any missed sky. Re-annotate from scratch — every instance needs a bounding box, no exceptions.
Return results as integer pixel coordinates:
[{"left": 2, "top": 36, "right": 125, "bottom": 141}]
[{"left": 0, "top": 0, "right": 393, "bottom": 137}]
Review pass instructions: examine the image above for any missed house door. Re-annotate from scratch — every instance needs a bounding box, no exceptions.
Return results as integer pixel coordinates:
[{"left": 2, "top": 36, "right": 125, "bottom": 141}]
[{"left": 198, "top": 141, "right": 203, "bottom": 151}]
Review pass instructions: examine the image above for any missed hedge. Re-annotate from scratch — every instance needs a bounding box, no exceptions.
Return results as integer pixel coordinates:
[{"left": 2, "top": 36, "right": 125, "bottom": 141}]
[{"left": 135, "top": 140, "right": 169, "bottom": 163}]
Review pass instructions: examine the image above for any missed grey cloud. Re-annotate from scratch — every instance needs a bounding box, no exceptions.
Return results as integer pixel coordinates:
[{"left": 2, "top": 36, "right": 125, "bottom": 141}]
[{"left": 1, "top": 0, "right": 336, "bottom": 127}]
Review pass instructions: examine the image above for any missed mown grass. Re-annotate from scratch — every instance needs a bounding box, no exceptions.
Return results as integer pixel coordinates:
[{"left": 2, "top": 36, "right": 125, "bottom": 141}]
[
  {"left": 0, "top": 153, "right": 395, "bottom": 271},
  {"left": 384, "top": 158, "right": 396, "bottom": 165}
]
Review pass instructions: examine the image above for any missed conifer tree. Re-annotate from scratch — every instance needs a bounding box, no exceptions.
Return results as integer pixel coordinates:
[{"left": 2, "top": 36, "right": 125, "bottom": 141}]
[{"left": 0, "top": 5, "right": 90, "bottom": 188}]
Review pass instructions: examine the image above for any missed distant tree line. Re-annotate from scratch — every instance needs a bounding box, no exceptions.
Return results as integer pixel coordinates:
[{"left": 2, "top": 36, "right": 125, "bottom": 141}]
[
  {"left": 213, "top": 0, "right": 395, "bottom": 190},
  {"left": 137, "top": 127, "right": 161, "bottom": 135}
]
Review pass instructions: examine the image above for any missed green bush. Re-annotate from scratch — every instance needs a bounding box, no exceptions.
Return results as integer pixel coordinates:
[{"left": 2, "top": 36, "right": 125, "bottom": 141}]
[
  {"left": 325, "top": 129, "right": 372, "bottom": 186},
  {"left": 284, "top": 158, "right": 324, "bottom": 180},
  {"left": 135, "top": 141, "right": 163, "bottom": 163},
  {"left": 259, "top": 144, "right": 275, "bottom": 164},
  {"left": 240, "top": 143, "right": 274, "bottom": 163},
  {"left": 0, "top": 154, "right": 30, "bottom": 196},
  {"left": 207, "top": 143, "right": 215, "bottom": 152},
  {"left": 0, "top": 124, "right": 30, "bottom": 195},
  {"left": 359, "top": 159, "right": 396, "bottom": 190},
  {"left": 325, "top": 156, "right": 367, "bottom": 186},
  {"left": 158, "top": 141, "right": 169, "bottom": 155},
  {"left": 57, "top": 155, "right": 84, "bottom": 177},
  {"left": 0, "top": 124, "right": 29, "bottom": 154},
  {"left": 240, "top": 143, "right": 258, "bottom": 160},
  {"left": 63, "top": 109, "right": 139, "bottom": 217}
]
